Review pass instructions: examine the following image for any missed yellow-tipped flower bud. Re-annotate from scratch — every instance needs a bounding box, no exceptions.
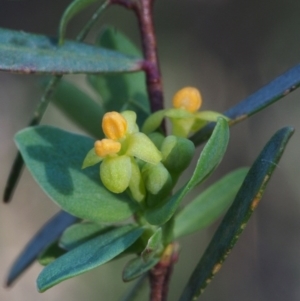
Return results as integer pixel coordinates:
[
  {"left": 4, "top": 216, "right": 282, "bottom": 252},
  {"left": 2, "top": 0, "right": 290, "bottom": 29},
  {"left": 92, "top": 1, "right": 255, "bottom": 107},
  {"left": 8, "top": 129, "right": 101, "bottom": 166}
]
[
  {"left": 172, "top": 87, "right": 202, "bottom": 113},
  {"left": 94, "top": 139, "right": 121, "bottom": 157},
  {"left": 102, "top": 111, "right": 127, "bottom": 140}
]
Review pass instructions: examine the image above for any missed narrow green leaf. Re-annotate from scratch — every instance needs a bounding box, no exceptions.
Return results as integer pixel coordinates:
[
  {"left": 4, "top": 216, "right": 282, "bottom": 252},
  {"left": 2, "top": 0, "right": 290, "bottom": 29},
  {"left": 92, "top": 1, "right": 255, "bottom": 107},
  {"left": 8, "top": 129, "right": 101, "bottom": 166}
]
[
  {"left": 37, "top": 225, "right": 144, "bottom": 292},
  {"left": 60, "top": 222, "right": 114, "bottom": 250},
  {"left": 141, "top": 228, "right": 163, "bottom": 262},
  {"left": 87, "top": 26, "right": 150, "bottom": 127},
  {"left": 52, "top": 80, "right": 104, "bottom": 138},
  {"left": 179, "top": 126, "right": 294, "bottom": 301},
  {"left": 59, "top": 0, "right": 107, "bottom": 44},
  {"left": 122, "top": 256, "right": 159, "bottom": 282},
  {"left": 0, "top": 28, "right": 142, "bottom": 74},
  {"left": 5, "top": 211, "right": 77, "bottom": 287},
  {"left": 191, "top": 64, "right": 300, "bottom": 146},
  {"left": 145, "top": 118, "right": 229, "bottom": 225},
  {"left": 174, "top": 168, "right": 249, "bottom": 239},
  {"left": 38, "top": 242, "right": 66, "bottom": 266},
  {"left": 15, "top": 126, "right": 139, "bottom": 223}
]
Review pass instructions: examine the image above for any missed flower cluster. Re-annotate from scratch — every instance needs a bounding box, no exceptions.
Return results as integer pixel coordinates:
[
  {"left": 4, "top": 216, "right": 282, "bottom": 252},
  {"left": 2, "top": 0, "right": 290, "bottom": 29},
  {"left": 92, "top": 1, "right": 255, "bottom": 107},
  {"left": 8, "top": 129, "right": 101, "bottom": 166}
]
[
  {"left": 82, "top": 87, "right": 217, "bottom": 204},
  {"left": 82, "top": 110, "right": 162, "bottom": 201},
  {"left": 142, "top": 87, "right": 229, "bottom": 137}
]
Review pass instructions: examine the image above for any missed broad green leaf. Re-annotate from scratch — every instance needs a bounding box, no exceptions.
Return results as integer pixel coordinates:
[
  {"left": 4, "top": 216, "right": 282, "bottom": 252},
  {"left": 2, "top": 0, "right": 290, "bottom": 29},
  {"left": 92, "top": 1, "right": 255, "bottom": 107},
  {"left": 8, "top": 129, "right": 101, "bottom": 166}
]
[
  {"left": 141, "top": 228, "right": 163, "bottom": 262},
  {"left": 87, "top": 26, "right": 150, "bottom": 127},
  {"left": 0, "top": 28, "right": 142, "bottom": 74},
  {"left": 191, "top": 64, "right": 300, "bottom": 146},
  {"left": 174, "top": 168, "right": 249, "bottom": 239},
  {"left": 60, "top": 222, "right": 114, "bottom": 250},
  {"left": 179, "top": 126, "right": 294, "bottom": 301},
  {"left": 59, "top": 0, "right": 106, "bottom": 44},
  {"left": 5, "top": 211, "right": 77, "bottom": 287},
  {"left": 38, "top": 242, "right": 66, "bottom": 266},
  {"left": 122, "top": 256, "right": 159, "bottom": 282},
  {"left": 145, "top": 118, "right": 229, "bottom": 225},
  {"left": 37, "top": 225, "right": 144, "bottom": 292},
  {"left": 52, "top": 80, "right": 104, "bottom": 138},
  {"left": 15, "top": 126, "right": 139, "bottom": 223}
]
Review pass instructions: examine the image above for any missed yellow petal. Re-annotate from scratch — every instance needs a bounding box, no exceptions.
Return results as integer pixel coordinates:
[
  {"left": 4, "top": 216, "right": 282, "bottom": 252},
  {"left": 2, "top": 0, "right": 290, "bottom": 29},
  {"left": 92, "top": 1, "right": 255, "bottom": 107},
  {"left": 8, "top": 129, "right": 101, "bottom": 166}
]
[
  {"left": 94, "top": 139, "right": 121, "bottom": 157},
  {"left": 172, "top": 87, "right": 202, "bottom": 113},
  {"left": 102, "top": 111, "right": 127, "bottom": 140}
]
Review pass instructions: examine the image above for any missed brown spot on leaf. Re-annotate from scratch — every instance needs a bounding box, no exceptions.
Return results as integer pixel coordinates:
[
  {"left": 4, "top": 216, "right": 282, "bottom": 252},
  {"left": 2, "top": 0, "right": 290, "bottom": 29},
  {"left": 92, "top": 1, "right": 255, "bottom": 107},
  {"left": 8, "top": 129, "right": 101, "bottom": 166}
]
[{"left": 212, "top": 263, "right": 222, "bottom": 275}]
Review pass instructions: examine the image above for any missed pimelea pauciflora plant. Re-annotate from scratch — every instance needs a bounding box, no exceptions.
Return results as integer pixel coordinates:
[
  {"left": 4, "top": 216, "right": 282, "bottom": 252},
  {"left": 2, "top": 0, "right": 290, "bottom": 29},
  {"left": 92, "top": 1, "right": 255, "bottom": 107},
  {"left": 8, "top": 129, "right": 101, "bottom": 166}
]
[{"left": 1, "top": 1, "right": 296, "bottom": 301}]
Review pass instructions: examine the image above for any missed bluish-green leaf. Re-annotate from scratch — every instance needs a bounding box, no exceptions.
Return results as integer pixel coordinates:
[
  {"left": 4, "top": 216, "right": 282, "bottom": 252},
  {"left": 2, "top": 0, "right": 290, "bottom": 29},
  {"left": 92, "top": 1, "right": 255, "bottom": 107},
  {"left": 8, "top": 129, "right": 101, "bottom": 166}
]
[
  {"left": 15, "top": 126, "right": 139, "bottom": 222},
  {"left": 52, "top": 80, "right": 104, "bottom": 138},
  {"left": 179, "top": 126, "right": 294, "bottom": 301},
  {"left": 191, "top": 64, "right": 300, "bottom": 146},
  {"left": 145, "top": 118, "right": 229, "bottom": 225},
  {"left": 60, "top": 222, "right": 114, "bottom": 250},
  {"left": 5, "top": 211, "right": 77, "bottom": 287},
  {"left": 174, "top": 168, "right": 249, "bottom": 239},
  {"left": 122, "top": 256, "right": 159, "bottom": 282},
  {"left": 37, "top": 225, "right": 144, "bottom": 292},
  {"left": 0, "top": 28, "right": 142, "bottom": 74},
  {"left": 59, "top": 0, "right": 106, "bottom": 44},
  {"left": 87, "top": 26, "right": 150, "bottom": 127},
  {"left": 38, "top": 242, "right": 66, "bottom": 266}
]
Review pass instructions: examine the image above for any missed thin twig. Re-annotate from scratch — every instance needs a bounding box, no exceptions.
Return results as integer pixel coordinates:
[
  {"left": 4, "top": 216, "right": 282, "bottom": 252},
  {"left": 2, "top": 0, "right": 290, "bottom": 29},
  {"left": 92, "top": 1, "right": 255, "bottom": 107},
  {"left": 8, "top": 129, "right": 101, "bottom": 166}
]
[{"left": 135, "top": 0, "right": 164, "bottom": 114}]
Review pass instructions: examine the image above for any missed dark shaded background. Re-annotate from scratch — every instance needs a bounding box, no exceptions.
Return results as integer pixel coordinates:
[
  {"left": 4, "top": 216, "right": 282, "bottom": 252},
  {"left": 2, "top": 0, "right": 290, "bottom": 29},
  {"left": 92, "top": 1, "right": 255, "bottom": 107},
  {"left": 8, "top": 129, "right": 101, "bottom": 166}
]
[{"left": 1, "top": 1, "right": 300, "bottom": 300}]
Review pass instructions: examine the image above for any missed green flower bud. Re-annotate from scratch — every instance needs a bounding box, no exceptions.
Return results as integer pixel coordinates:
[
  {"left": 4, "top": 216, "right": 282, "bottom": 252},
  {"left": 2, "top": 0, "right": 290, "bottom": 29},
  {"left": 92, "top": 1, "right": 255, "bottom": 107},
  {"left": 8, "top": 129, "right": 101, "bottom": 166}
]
[
  {"left": 148, "top": 132, "right": 165, "bottom": 149},
  {"left": 142, "top": 162, "right": 170, "bottom": 195},
  {"left": 100, "top": 155, "right": 131, "bottom": 193},
  {"left": 142, "top": 163, "right": 173, "bottom": 207},
  {"left": 128, "top": 158, "right": 146, "bottom": 203},
  {"left": 161, "top": 135, "right": 195, "bottom": 174}
]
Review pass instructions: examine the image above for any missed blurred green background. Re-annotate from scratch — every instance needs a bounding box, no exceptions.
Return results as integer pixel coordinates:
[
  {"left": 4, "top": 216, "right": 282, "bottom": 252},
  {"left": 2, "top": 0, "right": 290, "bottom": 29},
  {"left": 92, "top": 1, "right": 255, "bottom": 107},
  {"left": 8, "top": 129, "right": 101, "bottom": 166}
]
[{"left": 1, "top": 0, "right": 300, "bottom": 300}]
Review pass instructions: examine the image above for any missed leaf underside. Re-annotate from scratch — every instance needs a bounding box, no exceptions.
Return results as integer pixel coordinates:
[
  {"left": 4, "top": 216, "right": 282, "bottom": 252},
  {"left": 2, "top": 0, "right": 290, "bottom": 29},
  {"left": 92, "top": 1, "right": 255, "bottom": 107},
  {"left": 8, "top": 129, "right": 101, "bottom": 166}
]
[
  {"left": 6, "top": 211, "right": 78, "bottom": 286},
  {"left": 191, "top": 64, "right": 300, "bottom": 145},
  {"left": 0, "top": 28, "right": 142, "bottom": 74}
]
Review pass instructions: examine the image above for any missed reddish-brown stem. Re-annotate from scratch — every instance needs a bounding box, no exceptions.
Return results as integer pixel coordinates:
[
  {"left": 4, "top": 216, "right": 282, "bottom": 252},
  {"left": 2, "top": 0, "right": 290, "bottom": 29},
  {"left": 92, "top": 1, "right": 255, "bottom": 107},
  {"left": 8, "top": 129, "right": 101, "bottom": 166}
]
[
  {"left": 148, "top": 243, "right": 179, "bottom": 301},
  {"left": 135, "top": 0, "right": 164, "bottom": 114},
  {"left": 112, "top": 0, "right": 165, "bottom": 127}
]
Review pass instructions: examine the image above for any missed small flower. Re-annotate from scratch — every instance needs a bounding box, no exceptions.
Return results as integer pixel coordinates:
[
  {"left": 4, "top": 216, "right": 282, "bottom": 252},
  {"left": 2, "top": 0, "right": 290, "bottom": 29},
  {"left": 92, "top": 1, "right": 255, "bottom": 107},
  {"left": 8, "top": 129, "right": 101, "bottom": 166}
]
[
  {"left": 142, "top": 87, "right": 229, "bottom": 138},
  {"left": 172, "top": 87, "right": 202, "bottom": 113},
  {"left": 83, "top": 111, "right": 162, "bottom": 200}
]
